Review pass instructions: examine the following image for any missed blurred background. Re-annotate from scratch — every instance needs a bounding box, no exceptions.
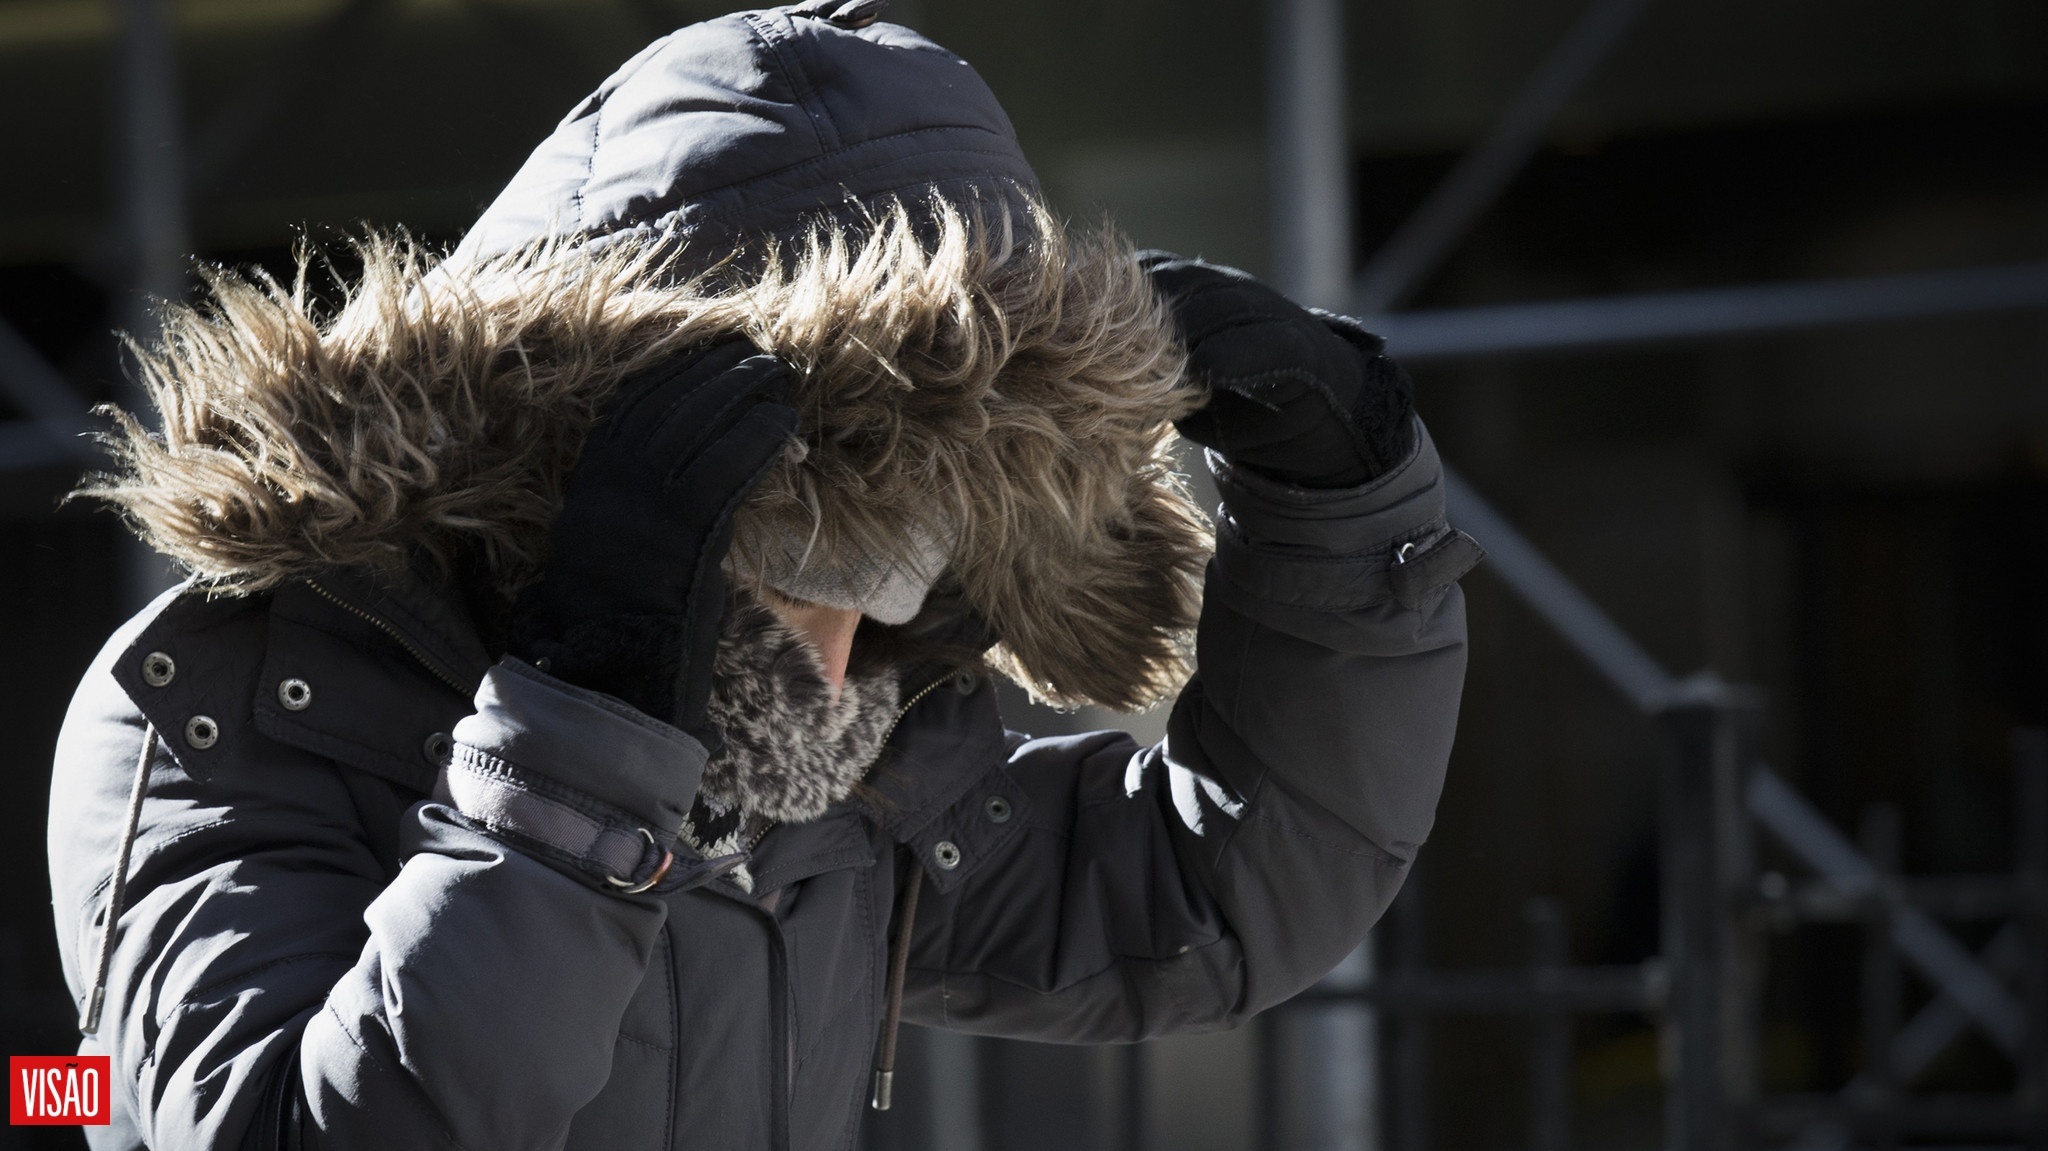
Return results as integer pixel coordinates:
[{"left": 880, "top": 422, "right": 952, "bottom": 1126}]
[{"left": 3, "top": 0, "right": 2046, "bottom": 1148}]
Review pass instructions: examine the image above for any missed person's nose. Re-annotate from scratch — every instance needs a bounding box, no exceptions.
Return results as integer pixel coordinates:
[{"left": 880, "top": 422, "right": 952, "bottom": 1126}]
[{"left": 767, "top": 597, "right": 862, "bottom": 699}]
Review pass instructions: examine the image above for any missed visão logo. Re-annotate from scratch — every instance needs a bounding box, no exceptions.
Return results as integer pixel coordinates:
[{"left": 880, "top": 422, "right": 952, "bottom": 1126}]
[{"left": 10, "top": 1056, "right": 111, "bottom": 1125}]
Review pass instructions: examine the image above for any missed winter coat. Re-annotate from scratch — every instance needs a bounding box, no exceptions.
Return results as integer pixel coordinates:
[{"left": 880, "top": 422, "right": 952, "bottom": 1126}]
[{"left": 46, "top": 5, "right": 1479, "bottom": 1149}]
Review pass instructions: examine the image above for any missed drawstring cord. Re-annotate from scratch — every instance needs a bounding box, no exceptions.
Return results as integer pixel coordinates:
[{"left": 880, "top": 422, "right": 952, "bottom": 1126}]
[
  {"left": 869, "top": 854, "right": 923, "bottom": 1110},
  {"left": 81, "top": 722, "right": 157, "bottom": 1036}
]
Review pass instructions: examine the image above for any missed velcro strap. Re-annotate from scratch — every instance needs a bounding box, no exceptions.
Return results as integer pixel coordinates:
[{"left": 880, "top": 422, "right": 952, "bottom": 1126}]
[
  {"left": 1389, "top": 528, "right": 1485, "bottom": 610},
  {"left": 447, "top": 747, "right": 665, "bottom": 884}
]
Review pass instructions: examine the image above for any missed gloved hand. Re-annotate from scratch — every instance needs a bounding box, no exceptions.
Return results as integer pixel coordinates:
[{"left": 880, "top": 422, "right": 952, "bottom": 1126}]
[
  {"left": 510, "top": 339, "right": 798, "bottom": 736},
  {"left": 1139, "top": 252, "right": 1415, "bottom": 488}
]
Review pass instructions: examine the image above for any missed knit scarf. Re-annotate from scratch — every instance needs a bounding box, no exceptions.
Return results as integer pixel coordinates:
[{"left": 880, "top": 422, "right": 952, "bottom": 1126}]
[{"left": 677, "top": 593, "right": 902, "bottom": 891}]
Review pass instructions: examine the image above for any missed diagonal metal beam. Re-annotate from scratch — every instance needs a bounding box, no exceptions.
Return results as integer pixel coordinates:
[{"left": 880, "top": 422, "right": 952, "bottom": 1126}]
[
  {"left": 1441, "top": 463, "right": 2026, "bottom": 1051},
  {"left": 1891, "top": 922, "right": 2024, "bottom": 1080},
  {"left": 1746, "top": 770, "right": 2024, "bottom": 1053},
  {"left": 1444, "top": 465, "right": 1673, "bottom": 709},
  {"left": 1370, "top": 262, "right": 2048, "bottom": 360},
  {"left": 0, "top": 422, "right": 95, "bottom": 470},
  {"left": 1352, "top": 0, "right": 1658, "bottom": 312}
]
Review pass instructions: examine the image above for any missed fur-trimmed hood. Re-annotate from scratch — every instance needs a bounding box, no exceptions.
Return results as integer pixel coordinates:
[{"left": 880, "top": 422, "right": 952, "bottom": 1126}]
[
  {"left": 81, "top": 202, "right": 1211, "bottom": 711},
  {"left": 79, "top": 3, "right": 1213, "bottom": 711}
]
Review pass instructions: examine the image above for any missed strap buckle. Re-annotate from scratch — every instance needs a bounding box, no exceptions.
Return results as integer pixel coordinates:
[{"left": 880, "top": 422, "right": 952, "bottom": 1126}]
[{"left": 604, "top": 828, "right": 676, "bottom": 895}]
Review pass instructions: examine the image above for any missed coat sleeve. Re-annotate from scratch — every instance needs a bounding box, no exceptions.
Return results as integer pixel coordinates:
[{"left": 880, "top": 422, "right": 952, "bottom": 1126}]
[
  {"left": 49, "top": 640, "right": 705, "bottom": 1150},
  {"left": 900, "top": 418, "right": 1478, "bottom": 1041}
]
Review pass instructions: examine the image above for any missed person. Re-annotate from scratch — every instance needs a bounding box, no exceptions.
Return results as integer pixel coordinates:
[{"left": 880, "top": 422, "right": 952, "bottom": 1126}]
[{"left": 47, "top": 2, "right": 1479, "bottom": 1146}]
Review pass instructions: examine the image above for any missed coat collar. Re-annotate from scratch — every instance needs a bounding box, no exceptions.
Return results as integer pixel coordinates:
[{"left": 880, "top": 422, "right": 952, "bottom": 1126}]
[{"left": 287, "top": 567, "right": 1019, "bottom": 891}]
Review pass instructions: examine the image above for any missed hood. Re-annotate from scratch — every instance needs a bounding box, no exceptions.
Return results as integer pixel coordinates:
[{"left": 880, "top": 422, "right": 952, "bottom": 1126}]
[
  {"left": 77, "top": 3, "right": 1211, "bottom": 712},
  {"left": 448, "top": 0, "right": 1044, "bottom": 276},
  {"left": 81, "top": 202, "right": 1210, "bottom": 711}
]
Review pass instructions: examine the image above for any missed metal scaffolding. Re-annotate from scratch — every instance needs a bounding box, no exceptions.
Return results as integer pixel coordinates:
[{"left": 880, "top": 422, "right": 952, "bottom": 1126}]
[
  {"left": 2, "top": 2, "right": 2045, "bottom": 1149},
  {"left": 1249, "top": 0, "right": 2048, "bottom": 1147}
]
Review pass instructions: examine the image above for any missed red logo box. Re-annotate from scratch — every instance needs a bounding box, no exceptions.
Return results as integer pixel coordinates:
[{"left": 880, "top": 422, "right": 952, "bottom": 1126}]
[{"left": 10, "top": 1056, "right": 111, "bottom": 1125}]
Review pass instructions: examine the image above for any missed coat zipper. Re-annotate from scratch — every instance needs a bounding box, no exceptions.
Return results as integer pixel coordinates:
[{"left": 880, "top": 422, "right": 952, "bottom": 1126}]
[
  {"left": 303, "top": 579, "right": 471, "bottom": 696},
  {"left": 878, "top": 672, "right": 955, "bottom": 748},
  {"left": 733, "top": 670, "right": 958, "bottom": 861},
  {"left": 768, "top": 925, "right": 793, "bottom": 1151},
  {"left": 719, "top": 666, "right": 969, "bottom": 1145}
]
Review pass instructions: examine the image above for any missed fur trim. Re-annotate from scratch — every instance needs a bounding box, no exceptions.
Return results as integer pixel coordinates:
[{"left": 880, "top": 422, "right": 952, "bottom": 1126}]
[
  {"left": 699, "top": 593, "right": 902, "bottom": 823},
  {"left": 75, "top": 198, "right": 1210, "bottom": 709}
]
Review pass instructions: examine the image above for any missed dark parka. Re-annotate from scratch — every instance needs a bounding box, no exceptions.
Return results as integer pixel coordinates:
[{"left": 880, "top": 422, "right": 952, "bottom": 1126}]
[{"left": 47, "top": 5, "right": 1478, "bottom": 1149}]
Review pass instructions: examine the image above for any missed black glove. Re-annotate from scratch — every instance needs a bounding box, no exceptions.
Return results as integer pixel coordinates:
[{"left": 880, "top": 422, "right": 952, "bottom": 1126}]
[
  {"left": 1139, "top": 252, "right": 1415, "bottom": 488},
  {"left": 510, "top": 339, "right": 798, "bottom": 736}
]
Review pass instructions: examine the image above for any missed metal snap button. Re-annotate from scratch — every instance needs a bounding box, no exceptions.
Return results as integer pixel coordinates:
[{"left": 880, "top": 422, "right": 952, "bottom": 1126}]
[
  {"left": 184, "top": 715, "right": 219, "bottom": 750},
  {"left": 932, "top": 840, "right": 962, "bottom": 870},
  {"left": 951, "top": 669, "right": 979, "bottom": 695},
  {"left": 983, "top": 795, "right": 1012, "bottom": 823},
  {"left": 422, "top": 731, "right": 453, "bottom": 766},
  {"left": 277, "top": 678, "right": 313, "bottom": 712},
  {"left": 141, "top": 652, "right": 175, "bottom": 688}
]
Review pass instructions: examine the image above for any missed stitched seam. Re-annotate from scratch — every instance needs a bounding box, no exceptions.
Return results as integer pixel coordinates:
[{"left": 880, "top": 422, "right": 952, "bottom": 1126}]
[
  {"left": 937, "top": 892, "right": 954, "bottom": 1027},
  {"left": 571, "top": 76, "right": 602, "bottom": 232},
  {"left": 662, "top": 924, "right": 678, "bottom": 1141},
  {"left": 1212, "top": 544, "right": 1432, "bottom": 610},
  {"left": 79, "top": 809, "right": 371, "bottom": 961},
  {"left": 1230, "top": 621, "right": 1256, "bottom": 736},
  {"left": 741, "top": 12, "right": 826, "bottom": 153},
  {"left": 1151, "top": 952, "right": 1198, "bottom": 1030},
  {"left": 322, "top": 1001, "right": 476, "bottom": 1151},
  {"left": 1201, "top": 366, "right": 1370, "bottom": 471},
  {"left": 907, "top": 948, "right": 1226, "bottom": 999},
  {"left": 336, "top": 763, "right": 399, "bottom": 877},
  {"left": 747, "top": 845, "right": 875, "bottom": 895},
  {"left": 605, "top": 129, "right": 1023, "bottom": 241},
  {"left": 833, "top": 865, "right": 877, "bottom": 1151},
  {"left": 699, "top": 138, "right": 1024, "bottom": 224},
  {"left": 1243, "top": 812, "right": 1408, "bottom": 864},
  {"left": 1209, "top": 423, "right": 1426, "bottom": 506},
  {"left": 185, "top": 952, "right": 356, "bottom": 1002},
  {"left": 451, "top": 748, "right": 647, "bottom": 833},
  {"left": 797, "top": 863, "right": 876, "bottom": 1070},
  {"left": 1215, "top": 578, "right": 1397, "bottom": 612},
  {"left": 614, "top": 1032, "right": 669, "bottom": 1054},
  {"left": 106, "top": 817, "right": 239, "bottom": 876},
  {"left": 797, "top": 983, "right": 868, "bottom": 1072},
  {"left": 769, "top": 12, "right": 836, "bottom": 152},
  {"left": 492, "top": 659, "right": 700, "bottom": 746},
  {"left": 445, "top": 752, "right": 682, "bottom": 882},
  {"left": 1213, "top": 511, "right": 1448, "bottom": 565},
  {"left": 444, "top": 761, "right": 610, "bottom": 851},
  {"left": 441, "top": 808, "right": 613, "bottom": 883},
  {"left": 255, "top": 710, "right": 432, "bottom": 787}
]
